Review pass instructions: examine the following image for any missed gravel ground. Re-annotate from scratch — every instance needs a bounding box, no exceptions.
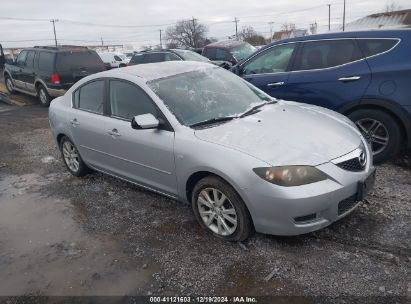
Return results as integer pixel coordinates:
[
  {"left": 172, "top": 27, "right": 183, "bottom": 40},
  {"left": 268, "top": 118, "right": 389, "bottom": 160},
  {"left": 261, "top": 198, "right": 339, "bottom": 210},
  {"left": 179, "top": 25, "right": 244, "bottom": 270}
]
[{"left": 0, "top": 104, "right": 410, "bottom": 301}]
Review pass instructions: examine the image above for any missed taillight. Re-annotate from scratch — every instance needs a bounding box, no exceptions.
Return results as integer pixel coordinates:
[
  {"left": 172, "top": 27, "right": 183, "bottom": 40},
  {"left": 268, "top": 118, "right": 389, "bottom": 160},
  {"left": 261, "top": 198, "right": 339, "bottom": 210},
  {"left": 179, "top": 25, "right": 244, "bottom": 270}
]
[{"left": 51, "top": 73, "right": 60, "bottom": 84}]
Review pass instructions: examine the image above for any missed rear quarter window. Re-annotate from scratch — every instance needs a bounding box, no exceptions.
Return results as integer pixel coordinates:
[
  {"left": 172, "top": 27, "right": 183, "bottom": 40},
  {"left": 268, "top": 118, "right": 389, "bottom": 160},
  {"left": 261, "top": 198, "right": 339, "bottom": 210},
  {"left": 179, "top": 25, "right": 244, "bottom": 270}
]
[
  {"left": 357, "top": 39, "right": 399, "bottom": 57},
  {"left": 56, "top": 50, "right": 105, "bottom": 71},
  {"left": 38, "top": 52, "right": 55, "bottom": 71}
]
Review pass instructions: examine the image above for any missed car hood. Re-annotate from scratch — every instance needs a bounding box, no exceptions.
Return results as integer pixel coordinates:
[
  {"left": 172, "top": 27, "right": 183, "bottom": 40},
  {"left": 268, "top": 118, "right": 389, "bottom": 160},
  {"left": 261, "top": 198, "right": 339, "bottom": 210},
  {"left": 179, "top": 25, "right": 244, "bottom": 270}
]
[{"left": 194, "top": 101, "right": 362, "bottom": 166}]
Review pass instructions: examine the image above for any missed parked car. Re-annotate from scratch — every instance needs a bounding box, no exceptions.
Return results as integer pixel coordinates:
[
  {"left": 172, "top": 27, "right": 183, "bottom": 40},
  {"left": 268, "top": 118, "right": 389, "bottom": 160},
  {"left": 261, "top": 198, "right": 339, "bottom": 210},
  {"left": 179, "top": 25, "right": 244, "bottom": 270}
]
[
  {"left": 49, "top": 61, "right": 375, "bottom": 241},
  {"left": 3, "top": 46, "right": 106, "bottom": 106},
  {"left": 128, "top": 49, "right": 210, "bottom": 66},
  {"left": 0, "top": 44, "right": 5, "bottom": 69},
  {"left": 98, "top": 52, "right": 129, "bottom": 68},
  {"left": 202, "top": 40, "right": 257, "bottom": 67},
  {"left": 231, "top": 29, "right": 411, "bottom": 163}
]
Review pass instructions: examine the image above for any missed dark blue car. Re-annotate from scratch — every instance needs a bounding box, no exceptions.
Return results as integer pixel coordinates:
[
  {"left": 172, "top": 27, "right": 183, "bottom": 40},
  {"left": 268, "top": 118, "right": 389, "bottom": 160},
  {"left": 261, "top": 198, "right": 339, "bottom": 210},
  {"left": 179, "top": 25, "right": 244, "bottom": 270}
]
[{"left": 232, "top": 29, "right": 411, "bottom": 163}]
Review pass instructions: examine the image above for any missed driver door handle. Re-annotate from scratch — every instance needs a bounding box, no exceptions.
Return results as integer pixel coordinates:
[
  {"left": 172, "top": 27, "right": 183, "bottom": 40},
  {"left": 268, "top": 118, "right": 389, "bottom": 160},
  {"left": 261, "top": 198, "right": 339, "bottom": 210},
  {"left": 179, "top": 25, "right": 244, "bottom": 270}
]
[
  {"left": 267, "top": 81, "right": 285, "bottom": 87},
  {"left": 108, "top": 128, "right": 121, "bottom": 137},
  {"left": 338, "top": 76, "right": 361, "bottom": 82},
  {"left": 70, "top": 118, "right": 80, "bottom": 126}
]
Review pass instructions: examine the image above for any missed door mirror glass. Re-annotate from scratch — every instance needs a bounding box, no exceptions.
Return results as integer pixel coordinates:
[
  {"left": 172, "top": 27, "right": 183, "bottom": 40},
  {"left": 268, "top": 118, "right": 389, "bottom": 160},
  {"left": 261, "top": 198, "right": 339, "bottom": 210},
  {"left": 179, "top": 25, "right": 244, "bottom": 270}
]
[{"left": 132, "top": 113, "right": 159, "bottom": 129}]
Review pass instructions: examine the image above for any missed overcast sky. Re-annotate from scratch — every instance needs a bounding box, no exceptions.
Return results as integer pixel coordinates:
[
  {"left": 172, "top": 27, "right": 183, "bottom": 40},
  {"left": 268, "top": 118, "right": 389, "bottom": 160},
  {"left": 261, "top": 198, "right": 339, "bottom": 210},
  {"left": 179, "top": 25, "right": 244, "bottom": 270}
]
[{"left": 1, "top": 0, "right": 409, "bottom": 49}]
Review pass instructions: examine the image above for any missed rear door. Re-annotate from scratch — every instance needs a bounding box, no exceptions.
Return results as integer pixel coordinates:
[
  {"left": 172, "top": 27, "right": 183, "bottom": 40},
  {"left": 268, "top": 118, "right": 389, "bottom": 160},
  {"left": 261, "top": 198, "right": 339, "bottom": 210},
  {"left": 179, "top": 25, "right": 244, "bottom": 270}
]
[
  {"left": 70, "top": 79, "right": 113, "bottom": 170},
  {"left": 285, "top": 39, "right": 371, "bottom": 110},
  {"left": 239, "top": 43, "right": 297, "bottom": 100},
  {"left": 56, "top": 50, "right": 106, "bottom": 89}
]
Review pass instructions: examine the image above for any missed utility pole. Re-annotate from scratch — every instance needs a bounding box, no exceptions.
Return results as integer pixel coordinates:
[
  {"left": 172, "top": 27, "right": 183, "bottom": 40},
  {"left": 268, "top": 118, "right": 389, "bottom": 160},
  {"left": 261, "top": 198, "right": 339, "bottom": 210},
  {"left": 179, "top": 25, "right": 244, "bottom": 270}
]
[
  {"left": 327, "top": 4, "right": 331, "bottom": 31},
  {"left": 234, "top": 17, "right": 239, "bottom": 40},
  {"left": 101, "top": 37, "right": 104, "bottom": 46},
  {"left": 268, "top": 22, "right": 274, "bottom": 42},
  {"left": 342, "top": 0, "right": 346, "bottom": 31},
  {"left": 159, "top": 29, "right": 162, "bottom": 49},
  {"left": 50, "top": 19, "right": 59, "bottom": 47}
]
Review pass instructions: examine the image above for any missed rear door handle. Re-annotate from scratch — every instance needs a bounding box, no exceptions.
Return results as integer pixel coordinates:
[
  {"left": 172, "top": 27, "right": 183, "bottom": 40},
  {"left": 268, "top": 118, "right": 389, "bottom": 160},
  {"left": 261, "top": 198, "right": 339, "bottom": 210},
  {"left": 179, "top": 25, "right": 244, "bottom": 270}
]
[
  {"left": 108, "top": 128, "right": 121, "bottom": 137},
  {"left": 70, "top": 118, "right": 80, "bottom": 126},
  {"left": 267, "top": 81, "right": 285, "bottom": 87},
  {"left": 338, "top": 76, "right": 361, "bottom": 82}
]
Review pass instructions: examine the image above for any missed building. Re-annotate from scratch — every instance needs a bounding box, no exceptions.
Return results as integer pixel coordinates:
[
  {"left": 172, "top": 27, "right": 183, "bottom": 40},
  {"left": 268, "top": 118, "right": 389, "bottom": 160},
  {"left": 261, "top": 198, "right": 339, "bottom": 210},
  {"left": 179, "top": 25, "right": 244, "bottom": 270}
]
[
  {"left": 344, "top": 9, "right": 411, "bottom": 31},
  {"left": 272, "top": 29, "right": 308, "bottom": 41}
]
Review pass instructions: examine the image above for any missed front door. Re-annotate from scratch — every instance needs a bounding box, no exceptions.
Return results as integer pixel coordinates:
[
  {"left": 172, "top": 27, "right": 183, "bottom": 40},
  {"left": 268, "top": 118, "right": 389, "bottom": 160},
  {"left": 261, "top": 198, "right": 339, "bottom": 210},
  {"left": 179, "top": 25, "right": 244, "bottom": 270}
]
[
  {"left": 104, "top": 79, "right": 177, "bottom": 196},
  {"left": 285, "top": 39, "right": 372, "bottom": 111},
  {"left": 239, "top": 43, "right": 297, "bottom": 100}
]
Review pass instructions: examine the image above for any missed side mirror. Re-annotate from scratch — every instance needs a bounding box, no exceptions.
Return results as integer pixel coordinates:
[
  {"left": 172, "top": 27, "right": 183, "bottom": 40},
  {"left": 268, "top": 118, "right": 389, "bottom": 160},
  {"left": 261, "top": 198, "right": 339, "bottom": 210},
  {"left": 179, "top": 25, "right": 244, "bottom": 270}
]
[
  {"left": 230, "top": 64, "right": 242, "bottom": 75},
  {"left": 131, "top": 113, "right": 159, "bottom": 130}
]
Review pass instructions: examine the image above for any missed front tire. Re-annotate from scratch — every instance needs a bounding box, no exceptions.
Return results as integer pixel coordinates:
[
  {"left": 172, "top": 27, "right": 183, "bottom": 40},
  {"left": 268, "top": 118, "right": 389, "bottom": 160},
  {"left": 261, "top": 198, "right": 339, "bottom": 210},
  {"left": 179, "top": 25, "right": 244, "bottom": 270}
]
[
  {"left": 348, "top": 109, "right": 402, "bottom": 163},
  {"left": 5, "top": 75, "right": 16, "bottom": 94},
  {"left": 191, "top": 176, "right": 253, "bottom": 241},
  {"left": 37, "top": 84, "right": 51, "bottom": 107},
  {"left": 59, "top": 136, "right": 89, "bottom": 177}
]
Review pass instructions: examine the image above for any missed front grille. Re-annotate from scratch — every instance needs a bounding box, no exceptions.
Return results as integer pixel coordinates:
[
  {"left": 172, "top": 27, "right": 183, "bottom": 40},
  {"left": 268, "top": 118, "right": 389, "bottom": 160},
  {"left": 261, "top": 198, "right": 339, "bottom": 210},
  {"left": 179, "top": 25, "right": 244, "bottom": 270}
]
[
  {"left": 336, "top": 158, "right": 364, "bottom": 172},
  {"left": 338, "top": 194, "right": 359, "bottom": 215}
]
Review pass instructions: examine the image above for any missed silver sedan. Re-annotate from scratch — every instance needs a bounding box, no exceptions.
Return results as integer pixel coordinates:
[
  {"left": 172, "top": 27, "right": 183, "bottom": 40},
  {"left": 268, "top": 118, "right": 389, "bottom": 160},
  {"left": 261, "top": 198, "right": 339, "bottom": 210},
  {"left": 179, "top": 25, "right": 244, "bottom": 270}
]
[{"left": 49, "top": 61, "right": 376, "bottom": 241}]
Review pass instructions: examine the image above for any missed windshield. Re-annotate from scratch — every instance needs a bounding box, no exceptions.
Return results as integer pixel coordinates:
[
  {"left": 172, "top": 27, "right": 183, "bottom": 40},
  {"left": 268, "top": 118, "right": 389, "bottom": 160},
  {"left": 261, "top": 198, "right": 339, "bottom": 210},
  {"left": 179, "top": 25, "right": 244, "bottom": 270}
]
[
  {"left": 230, "top": 43, "right": 256, "bottom": 61},
  {"left": 148, "top": 67, "right": 271, "bottom": 127},
  {"left": 173, "top": 49, "right": 210, "bottom": 62}
]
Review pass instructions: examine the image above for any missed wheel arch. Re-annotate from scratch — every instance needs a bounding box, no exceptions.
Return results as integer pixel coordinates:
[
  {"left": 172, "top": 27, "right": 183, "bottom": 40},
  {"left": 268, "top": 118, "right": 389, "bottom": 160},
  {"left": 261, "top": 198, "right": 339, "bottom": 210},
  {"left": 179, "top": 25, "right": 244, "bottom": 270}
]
[
  {"left": 185, "top": 169, "right": 256, "bottom": 230},
  {"left": 339, "top": 98, "right": 411, "bottom": 149}
]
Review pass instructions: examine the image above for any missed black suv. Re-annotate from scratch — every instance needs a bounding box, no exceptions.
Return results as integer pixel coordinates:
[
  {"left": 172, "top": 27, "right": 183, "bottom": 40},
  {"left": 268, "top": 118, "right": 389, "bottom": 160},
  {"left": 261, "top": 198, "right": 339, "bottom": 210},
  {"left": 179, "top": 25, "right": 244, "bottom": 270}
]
[{"left": 3, "top": 46, "right": 105, "bottom": 106}]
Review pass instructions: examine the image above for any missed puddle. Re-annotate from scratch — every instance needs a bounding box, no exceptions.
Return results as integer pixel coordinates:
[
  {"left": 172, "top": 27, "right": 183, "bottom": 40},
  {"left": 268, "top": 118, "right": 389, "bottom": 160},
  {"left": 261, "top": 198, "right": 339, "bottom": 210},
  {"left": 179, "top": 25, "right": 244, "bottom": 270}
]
[{"left": 0, "top": 174, "right": 156, "bottom": 296}]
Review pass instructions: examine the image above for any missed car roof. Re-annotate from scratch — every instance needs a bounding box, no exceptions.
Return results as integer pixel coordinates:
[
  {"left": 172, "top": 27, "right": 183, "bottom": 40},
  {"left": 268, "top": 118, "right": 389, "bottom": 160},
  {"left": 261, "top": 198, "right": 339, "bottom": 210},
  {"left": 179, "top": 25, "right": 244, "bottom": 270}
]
[
  {"left": 99, "top": 61, "right": 215, "bottom": 82},
  {"left": 24, "top": 46, "right": 91, "bottom": 53},
  {"left": 205, "top": 40, "right": 247, "bottom": 49},
  {"left": 267, "top": 29, "right": 411, "bottom": 45}
]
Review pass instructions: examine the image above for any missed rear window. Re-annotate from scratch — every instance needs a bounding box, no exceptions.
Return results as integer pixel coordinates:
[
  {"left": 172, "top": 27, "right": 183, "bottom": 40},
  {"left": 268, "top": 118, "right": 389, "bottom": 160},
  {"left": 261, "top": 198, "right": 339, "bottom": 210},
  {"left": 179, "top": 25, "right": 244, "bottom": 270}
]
[
  {"left": 56, "top": 50, "right": 105, "bottom": 71},
  {"left": 129, "top": 54, "right": 145, "bottom": 65},
  {"left": 357, "top": 39, "right": 398, "bottom": 57},
  {"left": 144, "top": 53, "right": 165, "bottom": 63},
  {"left": 38, "top": 52, "right": 55, "bottom": 71},
  {"left": 293, "top": 39, "right": 363, "bottom": 71}
]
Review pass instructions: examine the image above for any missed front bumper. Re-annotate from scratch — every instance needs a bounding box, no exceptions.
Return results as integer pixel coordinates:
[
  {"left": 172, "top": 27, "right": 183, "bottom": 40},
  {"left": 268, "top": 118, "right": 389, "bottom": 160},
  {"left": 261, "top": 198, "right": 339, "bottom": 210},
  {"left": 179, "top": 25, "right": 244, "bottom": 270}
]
[{"left": 241, "top": 162, "right": 376, "bottom": 236}]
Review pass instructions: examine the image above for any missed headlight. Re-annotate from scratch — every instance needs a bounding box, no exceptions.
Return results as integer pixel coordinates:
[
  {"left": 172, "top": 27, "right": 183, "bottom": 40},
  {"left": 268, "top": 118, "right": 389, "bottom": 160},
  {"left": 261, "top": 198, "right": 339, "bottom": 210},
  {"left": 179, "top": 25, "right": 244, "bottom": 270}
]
[{"left": 253, "top": 166, "right": 327, "bottom": 187}]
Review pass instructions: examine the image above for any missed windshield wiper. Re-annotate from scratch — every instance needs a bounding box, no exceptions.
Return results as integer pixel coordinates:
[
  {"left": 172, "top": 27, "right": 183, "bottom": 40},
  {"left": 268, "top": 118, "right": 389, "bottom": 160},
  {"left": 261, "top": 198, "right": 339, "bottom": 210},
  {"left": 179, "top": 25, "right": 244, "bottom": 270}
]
[
  {"left": 190, "top": 116, "right": 236, "bottom": 128},
  {"left": 239, "top": 99, "right": 277, "bottom": 118}
]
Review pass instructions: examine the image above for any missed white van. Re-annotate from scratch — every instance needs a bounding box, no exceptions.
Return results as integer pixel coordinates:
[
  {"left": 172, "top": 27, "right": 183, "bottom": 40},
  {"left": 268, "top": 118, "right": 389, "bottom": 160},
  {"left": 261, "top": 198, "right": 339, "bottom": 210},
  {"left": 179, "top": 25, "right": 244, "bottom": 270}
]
[{"left": 98, "top": 52, "right": 129, "bottom": 68}]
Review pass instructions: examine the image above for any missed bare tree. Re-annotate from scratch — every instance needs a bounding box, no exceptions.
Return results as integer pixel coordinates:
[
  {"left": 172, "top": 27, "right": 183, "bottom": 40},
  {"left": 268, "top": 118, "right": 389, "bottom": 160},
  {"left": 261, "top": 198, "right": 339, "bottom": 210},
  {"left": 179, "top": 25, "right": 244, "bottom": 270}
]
[
  {"left": 385, "top": 1, "right": 401, "bottom": 12},
  {"left": 239, "top": 26, "right": 266, "bottom": 46},
  {"left": 165, "top": 19, "right": 209, "bottom": 48}
]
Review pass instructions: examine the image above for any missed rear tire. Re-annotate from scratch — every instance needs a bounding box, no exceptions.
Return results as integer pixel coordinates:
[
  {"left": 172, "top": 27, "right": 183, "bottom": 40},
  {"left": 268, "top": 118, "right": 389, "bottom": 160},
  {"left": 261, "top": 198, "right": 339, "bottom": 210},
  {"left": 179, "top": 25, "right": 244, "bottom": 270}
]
[
  {"left": 191, "top": 176, "right": 253, "bottom": 241},
  {"left": 37, "top": 84, "right": 51, "bottom": 107},
  {"left": 59, "top": 136, "right": 89, "bottom": 177},
  {"left": 348, "top": 109, "right": 402, "bottom": 163}
]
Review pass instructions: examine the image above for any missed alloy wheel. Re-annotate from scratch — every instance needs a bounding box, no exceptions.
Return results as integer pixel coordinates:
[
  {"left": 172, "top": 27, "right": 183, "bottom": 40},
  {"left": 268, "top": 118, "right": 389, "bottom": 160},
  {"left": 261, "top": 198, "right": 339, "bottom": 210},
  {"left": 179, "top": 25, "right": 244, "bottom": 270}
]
[
  {"left": 356, "top": 118, "right": 389, "bottom": 156},
  {"left": 39, "top": 88, "right": 48, "bottom": 105},
  {"left": 197, "top": 187, "right": 238, "bottom": 236},
  {"left": 6, "top": 78, "right": 14, "bottom": 92},
  {"left": 62, "top": 141, "right": 80, "bottom": 172}
]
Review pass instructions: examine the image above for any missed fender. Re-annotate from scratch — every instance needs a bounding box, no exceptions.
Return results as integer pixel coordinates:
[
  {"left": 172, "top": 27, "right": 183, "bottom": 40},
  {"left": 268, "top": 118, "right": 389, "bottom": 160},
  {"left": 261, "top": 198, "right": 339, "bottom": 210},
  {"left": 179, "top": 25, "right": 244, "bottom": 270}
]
[{"left": 338, "top": 98, "right": 411, "bottom": 148}]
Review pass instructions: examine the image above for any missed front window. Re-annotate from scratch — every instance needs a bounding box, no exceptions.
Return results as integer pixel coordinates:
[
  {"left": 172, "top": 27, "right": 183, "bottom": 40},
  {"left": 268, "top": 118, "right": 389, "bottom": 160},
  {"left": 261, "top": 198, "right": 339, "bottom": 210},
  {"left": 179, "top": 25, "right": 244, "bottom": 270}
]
[
  {"left": 173, "top": 49, "right": 210, "bottom": 62},
  {"left": 229, "top": 43, "right": 256, "bottom": 61},
  {"left": 243, "top": 43, "right": 295, "bottom": 75},
  {"left": 148, "top": 67, "right": 271, "bottom": 127}
]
